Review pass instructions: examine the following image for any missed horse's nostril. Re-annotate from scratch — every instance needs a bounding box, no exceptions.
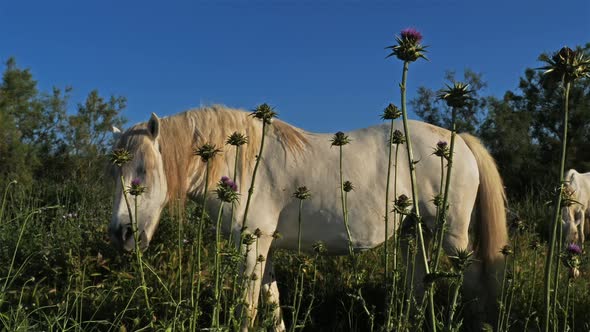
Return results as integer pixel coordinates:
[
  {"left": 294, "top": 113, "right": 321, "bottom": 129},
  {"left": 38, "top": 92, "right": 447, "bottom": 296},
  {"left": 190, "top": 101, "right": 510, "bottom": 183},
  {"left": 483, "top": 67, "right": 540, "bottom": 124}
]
[{"left": 122, "top": 225, "right": 133, "bottom": 242}]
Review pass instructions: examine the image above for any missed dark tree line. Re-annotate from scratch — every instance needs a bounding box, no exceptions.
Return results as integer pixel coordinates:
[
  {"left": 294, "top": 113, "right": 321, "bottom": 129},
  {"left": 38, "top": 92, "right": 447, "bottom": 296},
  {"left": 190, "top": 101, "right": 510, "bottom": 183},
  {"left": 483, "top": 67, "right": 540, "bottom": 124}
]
[
  {"left": 0, "top": 57, "right": 126, "bottom": 188},
  {"left": 412, "top": 43, "right": 590, "bottom": 198}
]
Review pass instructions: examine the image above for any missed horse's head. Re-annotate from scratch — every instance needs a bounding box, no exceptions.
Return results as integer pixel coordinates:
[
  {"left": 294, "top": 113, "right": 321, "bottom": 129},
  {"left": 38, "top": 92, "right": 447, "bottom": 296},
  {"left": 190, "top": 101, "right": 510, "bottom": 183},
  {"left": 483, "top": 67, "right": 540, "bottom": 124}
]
[
  {"left": 109, "top": 113, "right": 168, "bottom": 251},
  {"left": 562, "top": 204, "right": 584, "bottom": 244}
]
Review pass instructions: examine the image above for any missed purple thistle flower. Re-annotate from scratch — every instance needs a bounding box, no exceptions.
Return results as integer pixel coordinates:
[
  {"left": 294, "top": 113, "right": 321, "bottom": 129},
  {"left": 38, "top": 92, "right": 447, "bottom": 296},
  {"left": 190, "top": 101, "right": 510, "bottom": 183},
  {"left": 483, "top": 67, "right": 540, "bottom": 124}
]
[
  {"left": 437, "top": 141, "right": 448, "bottom": 149},
  {"left": 567, "top": 243, "right": 582, "bottom": 255},
  {"left": 400, "top": 27, "right": 423, "bottom": 43},
  {"left": 131, "top": 178, "right": 142, "bottom": 186},
  {"left": 221, "top": 176, "right": 230, "bottom": 183}
]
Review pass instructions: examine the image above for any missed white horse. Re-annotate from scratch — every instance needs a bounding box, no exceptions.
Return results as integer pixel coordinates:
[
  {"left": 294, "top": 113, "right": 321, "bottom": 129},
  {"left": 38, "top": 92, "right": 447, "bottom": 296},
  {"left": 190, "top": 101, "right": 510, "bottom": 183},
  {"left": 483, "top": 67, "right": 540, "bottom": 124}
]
[
  {"left": 562, "top": 169, "right": 590, "bottom": 245},
  {"left": 108, "top": 105, "right": 507, "bottom": 331}
]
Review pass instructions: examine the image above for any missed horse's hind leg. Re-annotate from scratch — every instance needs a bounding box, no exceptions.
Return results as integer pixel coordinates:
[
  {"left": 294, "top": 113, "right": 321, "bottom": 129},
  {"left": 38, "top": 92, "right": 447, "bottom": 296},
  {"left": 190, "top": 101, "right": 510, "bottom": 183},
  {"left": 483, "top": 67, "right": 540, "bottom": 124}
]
[{"left": 261, "top": 252, "right": 286, "bottom": 331}]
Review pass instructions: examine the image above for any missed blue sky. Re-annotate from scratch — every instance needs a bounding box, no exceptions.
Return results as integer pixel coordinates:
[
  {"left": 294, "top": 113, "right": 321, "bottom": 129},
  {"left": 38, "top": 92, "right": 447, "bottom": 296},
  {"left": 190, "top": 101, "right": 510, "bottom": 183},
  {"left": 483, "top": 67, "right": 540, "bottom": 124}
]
[{"left": 1, "top": 0, "right": 588, "bottom": 132}]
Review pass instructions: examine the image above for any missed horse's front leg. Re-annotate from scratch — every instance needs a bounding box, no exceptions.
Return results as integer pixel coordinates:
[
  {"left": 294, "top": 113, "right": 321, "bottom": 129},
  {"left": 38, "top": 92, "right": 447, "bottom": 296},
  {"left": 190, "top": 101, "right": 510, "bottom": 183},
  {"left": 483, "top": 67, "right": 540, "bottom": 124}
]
[
  {"left": 240, "top": 232, "right": 274, "bottom": 332},
  {"left": 261, "top": 252, "right": 286, "bottom": 331}
]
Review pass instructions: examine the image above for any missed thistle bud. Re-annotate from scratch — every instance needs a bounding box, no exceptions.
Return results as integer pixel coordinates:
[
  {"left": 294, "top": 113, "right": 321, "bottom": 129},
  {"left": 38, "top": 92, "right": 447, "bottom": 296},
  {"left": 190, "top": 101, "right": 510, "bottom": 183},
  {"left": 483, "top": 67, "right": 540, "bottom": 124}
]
[
  {"left": 331, "top": 131, "right": 351, "bottom": 146},
  {"left": 110, "top": 148, "right": 133, "bottom": 167},
  {"left": 390, "top": 130, "right": 406, "bottom": 145},
  {"left": 128, "top": 178, "right": 147, "bottom": 196},
  {"left": 438, "top": 82, "right": 473, "bottom": 109},
  {"left": 381, "top": 103, "right": 402, "bottom": 120},
  {"left": 194, "top": 143, "right": 222, "bottom": 162},
  {"left": 343, "top": 181, "right": 354, "bottom": 193},
  {"left": 251, "top": 103, "right": 278, "bottom": 124},
  {"left": 293, "top": 186, "right": 312, "bottom": 200},
  {"left": 226, "top": 132, "right": 248, "bottom": 146}
]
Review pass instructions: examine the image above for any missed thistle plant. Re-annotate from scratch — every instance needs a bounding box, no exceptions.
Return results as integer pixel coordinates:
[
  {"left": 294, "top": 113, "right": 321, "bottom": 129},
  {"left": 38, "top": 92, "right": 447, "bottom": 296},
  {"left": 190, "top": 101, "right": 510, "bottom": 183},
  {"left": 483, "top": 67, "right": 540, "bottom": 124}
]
[
  {"left": 539, "top": 46, "right": 590, "bottom": 332},
  {"left": 127, "top": 178, "right": 153, "bottom": 327},
  {"left": 241, "top": 103, "right": 277, "bottom": 235},
  {"left": 384, "top": 129, "right": 405, "bottom": 330},
  {"left": 561, "top": 243, "right": 582, "bottom": 332},
  {"left": 289, "top": 186, "right": 312, "bottom": 332},
  {"left": 331, "top": 131, "right": 354, "bottom": 258},
  {"left": 381, "top": 103, "right": 402, "bottom": 282},
  {"left": 497, "top": 245, "right": 513, "bottom": 332},
  {"left": 446, "top": 248, "right": 476, "bottom": 330},
  {"left": 523, "top": 239, "right": 542, "bottom": 331},
  {"left": 109, "top": 148, "right": 153, "bottom": 326},
  {"left": 432, "top": 82, "right": 473, "bottom": 273},
  {"left": 210, "top": 176, "right": 239, "bottom": 328},
  {"left": 226, "top": 132, "right": 248, "bottom": 243},
  {"left": 192, "top": 142, "right": 222, "bottom": 330},
  {"left": 386, "top": 27, "right": 436, "bottom": 331},
  {"left": 293, "top": 186, "right": 311, "bottom": 254}
]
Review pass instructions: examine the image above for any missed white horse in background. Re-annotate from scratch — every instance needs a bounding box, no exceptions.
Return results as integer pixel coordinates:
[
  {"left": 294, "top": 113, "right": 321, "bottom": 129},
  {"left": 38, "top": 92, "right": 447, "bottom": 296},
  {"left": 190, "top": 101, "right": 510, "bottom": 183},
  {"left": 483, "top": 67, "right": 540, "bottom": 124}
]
[
  {"left": 108, "top": 105, "right": 508, "bottom": 331},
  {"left": 562, "top": 169, "right": 590, "bottom": 245}
]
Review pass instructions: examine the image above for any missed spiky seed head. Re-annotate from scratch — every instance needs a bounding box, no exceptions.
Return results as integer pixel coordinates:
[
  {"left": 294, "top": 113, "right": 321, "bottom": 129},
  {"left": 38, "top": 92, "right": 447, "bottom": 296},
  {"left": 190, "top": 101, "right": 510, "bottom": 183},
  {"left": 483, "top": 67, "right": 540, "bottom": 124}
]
[
  {"left": 194, "top": 143, "right": 222, "bottom": 162},
  {"left": 110, "top": 148, "right": 133, "bottom": 167},
  {"left": 393, "top": 194, "right": 413, "bottom": 214},
  {"left": 331, "top": 131, "right": 351, "bottom": 146},
  {"left": 438, "top": 82, "right": 473, "bottom": 109},
  {"left": 254, "top": 228, "right": 263, "bottom": 238},
  {"left": 343, "top": 181, "right": 354, "bottom": 192},
  {"left": 447, "top": 248, "right": 476, "bottom": 272},
  {"left": 538, "top": 46, "right": 590, "bottom": 84},
  {"left": 390, "top": 130, "right": 406, "bottom": 145},
  {"left": 293, "top": 186, "right": 312, "bottom": 200},
  {"left": 313, "top": 241, "right": 327, "bottom": 254},
  {"left": 272, "top": 230, "right": 282, "bottom": 240},
  {"left": 381, "top": 103, "right": 402, "bottom": 120},
  {"left": 500, "top": 245, "right": 513, "bottom": 257},
  {"left": 128, "top": 178, "right": 147, "bottom": 196},
  {"left": 226, "top": 132, "right": 248, "bottom": 146},
  {"left": 242, "top": 233, "right": 257, "bottom": 246},
  {"left": 250, "top": 103, "right": 278, "bottom": 124},
  {"left": 433, "top": 140, "right": 450, "bottom": 159}
]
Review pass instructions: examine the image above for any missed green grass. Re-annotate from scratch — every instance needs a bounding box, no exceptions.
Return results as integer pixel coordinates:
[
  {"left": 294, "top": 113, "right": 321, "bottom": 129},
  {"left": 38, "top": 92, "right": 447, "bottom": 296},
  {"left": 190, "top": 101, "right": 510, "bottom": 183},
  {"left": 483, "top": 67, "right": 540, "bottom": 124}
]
[{"left": 1, "top": 182, "right": 589, "bottom": 331}]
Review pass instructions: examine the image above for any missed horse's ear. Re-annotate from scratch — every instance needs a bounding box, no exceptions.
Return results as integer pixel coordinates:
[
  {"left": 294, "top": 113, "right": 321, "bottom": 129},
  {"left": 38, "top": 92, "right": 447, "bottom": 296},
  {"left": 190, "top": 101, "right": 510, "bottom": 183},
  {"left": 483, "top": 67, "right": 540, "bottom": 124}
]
[
  {"left": 148, "top": 113, "right": 160, "bottom": 139},
  {"left": 112, "top": 126, "right": 122, "bottom": 142}
]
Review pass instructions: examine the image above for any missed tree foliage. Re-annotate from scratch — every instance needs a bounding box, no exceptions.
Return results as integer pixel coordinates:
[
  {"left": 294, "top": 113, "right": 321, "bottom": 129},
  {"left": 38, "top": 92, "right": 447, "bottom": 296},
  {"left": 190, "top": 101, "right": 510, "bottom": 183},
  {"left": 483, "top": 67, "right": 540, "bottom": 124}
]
[{"left": 0, "top": 57, "right": 126, "bottom": 186}]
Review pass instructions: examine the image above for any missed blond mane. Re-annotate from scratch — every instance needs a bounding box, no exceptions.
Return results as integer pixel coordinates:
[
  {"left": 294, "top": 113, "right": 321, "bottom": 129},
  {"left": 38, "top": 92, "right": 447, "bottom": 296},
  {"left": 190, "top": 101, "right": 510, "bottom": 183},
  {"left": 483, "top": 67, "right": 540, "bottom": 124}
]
[{"left": 137, "top": 105, "right": 308, "bottom": 204}]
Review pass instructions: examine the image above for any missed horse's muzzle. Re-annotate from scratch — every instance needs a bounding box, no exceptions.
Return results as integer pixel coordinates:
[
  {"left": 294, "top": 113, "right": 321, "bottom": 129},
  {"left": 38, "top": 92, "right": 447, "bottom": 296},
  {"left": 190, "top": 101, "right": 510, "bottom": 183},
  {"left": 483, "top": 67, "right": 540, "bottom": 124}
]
[{"left": 109, "top": 223, "right": 149, "bottom": 252}]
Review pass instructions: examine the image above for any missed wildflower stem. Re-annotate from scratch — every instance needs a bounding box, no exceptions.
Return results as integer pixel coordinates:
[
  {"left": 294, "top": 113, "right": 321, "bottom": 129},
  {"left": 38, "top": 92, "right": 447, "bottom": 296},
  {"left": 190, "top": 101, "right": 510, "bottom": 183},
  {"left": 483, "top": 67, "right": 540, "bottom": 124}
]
[
  {"left": 497, "top": 254, "right": 509, "bottom": 332},
  {"left": 133, "top": 196, "right": 153, "bottom": 327},
  {"left": 523, "top": 249, "right": 539, "bottom": 331},
  {"left": 544, "top": 81, "right": 571, "bottom": 332},
  {"left": 384, "top": 118, "right": 395, "bottom": 280},
  {"left": 192, "top": 159, "right": 211, "bottom": 330},
  {"left": 339, "top": 145, "right": 354, "bottom": 257},
  {"left": 298, "top": 199, "right": 303, "bottom": 255},
  {"left": 229, "top": 145, "right": 240, "bottom": 244},
  {"left": 562, "top": 278, "right": 572, "bottom": 332},
  {"left": 212, "top": 202, "right": 225, "bottom": 328},
  {"left": 433, "top": 108, "right": 457, "bottom": 272},
  {"left": 242, "top": 122, "right": 268, "bottom": 233},
  {"left": 399, "top": 60, "right": 437, "bottom": 332},
  {"left": 447, "top": 273, "right": 463, "bottom": 329}
]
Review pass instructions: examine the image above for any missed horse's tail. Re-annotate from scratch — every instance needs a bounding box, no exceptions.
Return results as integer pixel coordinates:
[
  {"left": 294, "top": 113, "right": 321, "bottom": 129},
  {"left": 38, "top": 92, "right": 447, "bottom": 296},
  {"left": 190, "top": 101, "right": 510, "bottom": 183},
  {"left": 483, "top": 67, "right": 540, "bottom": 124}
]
[{"left": 460, "top": 133, "right": 508, "bottom": 269}]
